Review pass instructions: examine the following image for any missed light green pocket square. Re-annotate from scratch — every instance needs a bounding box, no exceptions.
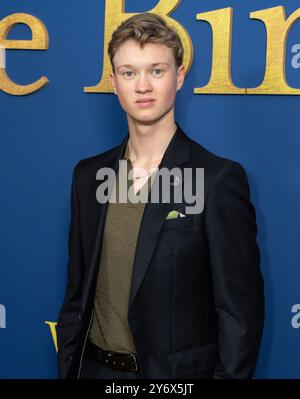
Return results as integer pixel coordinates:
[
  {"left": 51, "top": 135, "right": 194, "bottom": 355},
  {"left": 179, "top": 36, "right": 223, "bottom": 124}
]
[{"left": 165, "top": 210, "right": 186, "bottom": 220}]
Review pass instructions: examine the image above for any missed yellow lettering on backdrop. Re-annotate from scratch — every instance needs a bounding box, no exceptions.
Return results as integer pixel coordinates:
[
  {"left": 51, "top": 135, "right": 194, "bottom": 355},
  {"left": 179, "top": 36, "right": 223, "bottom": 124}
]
[
  {"left": 247, "top": 6, "right": 300, "bottom": 94},
  {"left": 84, "top": 0, "right": 193, "bottom": 93},
  {"left": 0, "top": 13, "right": 49, "bottom": 95},
  {"left": 195, "top": 8, "right": 245, "bottom": 94},
  {"left": 1, "top": 5, "right": 300, "bottom": 95},
  {"left": 45, "top": 321, "right": 58, "bottom": 353}
]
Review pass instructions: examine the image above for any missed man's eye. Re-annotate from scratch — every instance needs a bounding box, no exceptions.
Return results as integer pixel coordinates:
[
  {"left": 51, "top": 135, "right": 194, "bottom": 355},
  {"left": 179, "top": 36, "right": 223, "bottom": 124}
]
[
  {"left": 153, "top": 68, "right": 163, "bottom": 76},
  {"left": 123, "top": 71, "right": 134, "bottom": 77}
]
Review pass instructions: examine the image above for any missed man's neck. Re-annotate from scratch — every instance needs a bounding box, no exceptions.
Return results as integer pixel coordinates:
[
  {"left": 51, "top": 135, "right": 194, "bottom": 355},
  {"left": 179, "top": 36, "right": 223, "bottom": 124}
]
[{"left": 127, "top": 120, "right": 177, "bottom": 169}]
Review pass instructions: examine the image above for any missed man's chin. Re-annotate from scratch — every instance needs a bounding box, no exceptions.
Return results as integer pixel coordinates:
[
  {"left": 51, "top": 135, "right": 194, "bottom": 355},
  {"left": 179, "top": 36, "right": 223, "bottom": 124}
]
[{"left": 127, "top": 111, "right": 172, "bottom": 126}]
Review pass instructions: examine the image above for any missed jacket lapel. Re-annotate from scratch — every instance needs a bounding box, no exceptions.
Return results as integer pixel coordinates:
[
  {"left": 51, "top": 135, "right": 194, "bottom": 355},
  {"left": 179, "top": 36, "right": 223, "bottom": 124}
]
[
  {"left": 128, "top": 123, "right": 191, "bottom": 309},
  {"left": 83, "top": 122, "right": 191, "bottom": 313},
  {"left": 82, "top": 135, "right": 129, "bottom": 310}
]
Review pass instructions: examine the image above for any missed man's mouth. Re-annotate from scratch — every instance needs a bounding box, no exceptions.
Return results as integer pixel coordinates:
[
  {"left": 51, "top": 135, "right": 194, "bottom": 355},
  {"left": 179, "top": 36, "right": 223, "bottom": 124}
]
[{"left": 136, "top": 99, "right": 156, "bottom": 106}]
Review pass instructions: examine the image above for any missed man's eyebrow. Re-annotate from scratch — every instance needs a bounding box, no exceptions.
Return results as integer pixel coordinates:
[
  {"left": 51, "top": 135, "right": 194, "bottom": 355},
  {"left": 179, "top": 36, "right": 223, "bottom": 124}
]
[{"left": 117, "top": 62, "right": 169, "bottom": 71}]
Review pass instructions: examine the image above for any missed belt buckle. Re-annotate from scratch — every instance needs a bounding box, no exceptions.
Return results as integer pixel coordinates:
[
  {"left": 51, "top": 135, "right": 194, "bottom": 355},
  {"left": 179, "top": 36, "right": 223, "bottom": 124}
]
[
  {"left": 130, "top": 352, "right": 138, "bottom": 371},
  {"left": 106, "top": 350, "right": 138, "bottom": 372}
]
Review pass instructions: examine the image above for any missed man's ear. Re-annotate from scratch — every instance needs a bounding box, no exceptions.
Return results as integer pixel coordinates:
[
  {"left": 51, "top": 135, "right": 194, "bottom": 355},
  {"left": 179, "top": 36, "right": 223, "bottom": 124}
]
[
  {"left": 176, "top": 65, "right": 185, "bottom": 92},
  {"left": 109, "top": 72, "right": 117, "bottom": 95}
]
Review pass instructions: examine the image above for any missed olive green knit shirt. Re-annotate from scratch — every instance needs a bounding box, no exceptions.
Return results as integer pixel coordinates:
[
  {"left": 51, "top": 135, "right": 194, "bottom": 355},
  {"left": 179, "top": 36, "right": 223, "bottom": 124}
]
[{"left": 88, "top": 140, "right": 156, "bottom": 353}]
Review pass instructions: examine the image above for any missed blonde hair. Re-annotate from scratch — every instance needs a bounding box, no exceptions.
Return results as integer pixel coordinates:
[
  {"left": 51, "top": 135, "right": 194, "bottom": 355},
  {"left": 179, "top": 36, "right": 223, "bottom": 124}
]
[{"left": 108, "top": 13, "right": 184, "bottom": 72}]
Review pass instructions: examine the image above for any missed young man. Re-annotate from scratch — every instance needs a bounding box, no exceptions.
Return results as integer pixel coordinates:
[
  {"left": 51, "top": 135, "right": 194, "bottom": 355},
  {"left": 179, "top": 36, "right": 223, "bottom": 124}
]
[{"left": 56, "top": 13, "right": 264, "bottom": 379}]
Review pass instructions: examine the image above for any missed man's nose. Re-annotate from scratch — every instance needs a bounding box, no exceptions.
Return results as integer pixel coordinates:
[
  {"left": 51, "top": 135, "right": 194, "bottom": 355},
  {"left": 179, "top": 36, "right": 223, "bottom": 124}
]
[{"left": 135, "top": 73, "right": 153, "bottom": 92}]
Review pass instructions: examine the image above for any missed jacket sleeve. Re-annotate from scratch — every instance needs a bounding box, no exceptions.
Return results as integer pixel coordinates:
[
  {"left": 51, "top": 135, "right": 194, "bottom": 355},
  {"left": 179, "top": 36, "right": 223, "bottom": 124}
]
[
  {"left": 55, "top": 161, "right": 85, "bottom": 379},
  {"left": 204, "top": 160, "right": 265, "bottom": 379}
]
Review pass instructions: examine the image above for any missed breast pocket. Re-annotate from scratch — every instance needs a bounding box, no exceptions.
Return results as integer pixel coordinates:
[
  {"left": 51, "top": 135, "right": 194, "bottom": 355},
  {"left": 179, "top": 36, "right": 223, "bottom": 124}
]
[{"left": 161, "top": 215, "right": 194, "bottom": 232}]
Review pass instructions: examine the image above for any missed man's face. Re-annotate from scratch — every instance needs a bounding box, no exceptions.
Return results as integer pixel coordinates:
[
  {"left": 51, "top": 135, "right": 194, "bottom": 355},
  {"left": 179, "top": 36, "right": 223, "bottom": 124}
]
[{"left": 110, "top": 39, "right": 185, "bottom": 125}]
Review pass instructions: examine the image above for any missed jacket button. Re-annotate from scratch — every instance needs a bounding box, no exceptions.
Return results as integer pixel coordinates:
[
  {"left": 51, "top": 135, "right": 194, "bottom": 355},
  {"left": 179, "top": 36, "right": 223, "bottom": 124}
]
[
  {"left": 69, "top": 355, "right": 73, "bottom": 361},
  {"left": 78, "top": 314, "right": 81, "bottom": 320}
]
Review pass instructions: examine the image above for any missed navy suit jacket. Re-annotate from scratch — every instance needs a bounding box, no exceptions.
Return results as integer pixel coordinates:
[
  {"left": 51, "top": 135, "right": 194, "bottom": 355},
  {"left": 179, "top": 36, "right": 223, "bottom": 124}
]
[{"left": 56, "top": 122, "right": 264, "bottom": 379}]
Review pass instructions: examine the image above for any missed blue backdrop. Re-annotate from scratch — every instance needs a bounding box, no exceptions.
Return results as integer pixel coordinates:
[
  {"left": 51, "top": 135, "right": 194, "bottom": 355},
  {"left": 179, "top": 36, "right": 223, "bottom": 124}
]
[{"left": 0, "top": 0, "right": 300, "bottom": 378}]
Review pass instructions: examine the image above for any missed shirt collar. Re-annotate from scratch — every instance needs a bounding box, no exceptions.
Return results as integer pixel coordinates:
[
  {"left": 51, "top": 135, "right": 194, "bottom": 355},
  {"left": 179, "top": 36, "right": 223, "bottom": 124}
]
[{"left": 123, "top": 138, "right": 130, "bottom": 160}]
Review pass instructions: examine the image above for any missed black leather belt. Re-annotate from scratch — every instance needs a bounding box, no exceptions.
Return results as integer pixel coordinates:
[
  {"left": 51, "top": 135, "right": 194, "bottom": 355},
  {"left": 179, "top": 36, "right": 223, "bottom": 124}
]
[{"left": 85, "top": 339, "right": 139, "bottom": 372}]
